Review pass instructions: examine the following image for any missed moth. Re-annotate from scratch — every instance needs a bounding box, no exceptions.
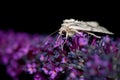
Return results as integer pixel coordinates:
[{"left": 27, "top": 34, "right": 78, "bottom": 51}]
[
  {"left": 58, "top": 19, "right": 114, "bottom": 39},
  {"left": 42, "top": 19, "right": 114, "bottom": 47}
]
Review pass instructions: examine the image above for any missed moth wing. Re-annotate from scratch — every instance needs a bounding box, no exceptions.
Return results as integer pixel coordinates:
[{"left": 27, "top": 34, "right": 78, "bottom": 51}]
[
  {"left": 86, "top": 21, "right": 99, "bottom": 27},
  {"left": 69, "top": 21, "right": 93, "bottom": 31},
  {"left": 69, "top": 26, "right": 92, "bottom": 31},
  {"left": 90, "top": 26, "right": 114, "bottom": 34},
  {"left": 63, "top": 19, "right": 114, "bottom": 35},
  {"left": 69, "top": 23, "right": 114, "bottom": 34},
  {"left": 86, "top": 21, "right": 114, "bottom": 34}
]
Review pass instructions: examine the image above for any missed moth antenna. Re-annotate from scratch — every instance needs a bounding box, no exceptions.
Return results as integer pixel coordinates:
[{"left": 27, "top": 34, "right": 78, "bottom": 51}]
[{"left": 41, "top": 30, "right": 59, "bottom": 44}]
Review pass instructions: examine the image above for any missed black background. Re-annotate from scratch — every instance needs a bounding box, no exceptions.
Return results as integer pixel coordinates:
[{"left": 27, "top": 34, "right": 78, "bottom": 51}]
[{"left": 0, "top": 1, "right": 119, "bottom": 35}]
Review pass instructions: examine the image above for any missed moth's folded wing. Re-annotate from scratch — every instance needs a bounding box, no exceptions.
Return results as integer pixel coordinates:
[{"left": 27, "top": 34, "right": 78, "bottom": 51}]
[
  {"left": 86, "top": 21, "right": 99, "bottom": 27},
  {"left": 91, "top": 26, "right": 114, "bottom": 34}
]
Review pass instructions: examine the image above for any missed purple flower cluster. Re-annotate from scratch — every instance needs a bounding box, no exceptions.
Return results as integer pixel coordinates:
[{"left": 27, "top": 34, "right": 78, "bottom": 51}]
[{"left": 0, "top": 30, "right": 120, "bottom": 80}]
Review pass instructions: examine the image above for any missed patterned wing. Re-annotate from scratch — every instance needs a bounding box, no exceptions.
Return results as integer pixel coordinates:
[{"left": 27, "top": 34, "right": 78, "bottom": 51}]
[
  {"left": 63, "top": 19, "right": 114, "bottom": 34},
  {"left": 86, "top": 22, "right": 114, "bottom": 34}
]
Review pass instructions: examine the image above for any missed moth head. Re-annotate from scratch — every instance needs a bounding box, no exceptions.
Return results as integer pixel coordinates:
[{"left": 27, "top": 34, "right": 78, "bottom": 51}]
[{"left": 59, "top": 28, "right": 67, "bottom": 36}]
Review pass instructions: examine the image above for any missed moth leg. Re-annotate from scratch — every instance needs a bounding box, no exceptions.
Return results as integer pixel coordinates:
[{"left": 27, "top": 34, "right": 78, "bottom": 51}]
[
  {"left": 56, "top": 34, "right": 61, "bottom": 42},
  {"left": 72, "top": 29, "right": 101, "bottom": 38},
  {"left": 72, "top": 29, "right": 83, "bottom": 36},
  {"left": 63, "top": 32, "right": 68, "bottom": 44},
  {"left": 86, "top": 32, "right": 101, "bottom": 38},
  {"left": 61, "top": 32, "right": 69, "bottom": 50}
]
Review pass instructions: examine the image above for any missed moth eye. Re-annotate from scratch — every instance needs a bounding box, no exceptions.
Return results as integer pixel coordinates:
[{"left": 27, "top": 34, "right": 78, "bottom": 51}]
[{"left": 62, "top": 31, "right": 66, "bottom": 35}]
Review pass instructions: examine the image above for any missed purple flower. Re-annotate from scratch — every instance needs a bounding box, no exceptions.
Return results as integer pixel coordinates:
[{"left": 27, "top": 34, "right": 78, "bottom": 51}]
[
  {"left": 89, "top": 68, "right": 97, "bottom": 76},
  {"left": 79, "top": 78, "right": 85, "bottom": 80},
  {"left": 0, "top": 30, "right": 120, "bottom": 80},
  {"left": 86, "top": 61, "right": 92, "bottom": 67},
  {"left": 34, "top": 73, "right": 46, "bottom": 80},
  {"left": 7, "top": 66, "right": 17, "bottom": 77},
  {"left": 42, "top": 67, "right": 49, "bottom": 74},
  {"left": 70, "top": 71, "right": 76, "bottom": 78},
  {"left": 26, "top": 63, "right": 37, "bottom": 74},
  {"left": 19, "top": 46, "right": 29, "bottom": 54},
  {"left": 40, "top": 55, "right": 45, "bottom": 61},
  {"left": 91, "top": 38, "right": 97, "bottom": 45},
  {"left": 78, "top": 37, "right": 88, "bottom": 46},
  {"left": 93, "top": 54, "right": 101, "bottom": 65},
  {"left": 1, "top": 55, "right": 9, "bottom": 64},
  {"left": 103, "top": 35, "right": 111, "bottom": 43},
  {"left": 48, "top": 67, "right": 63, "bottom": 79},
  {"left": 6, "top": 65, "right": 21, "bottom": 80},
  {"left": 5, "top": 47, "right": 13, "bottom": 54},
  {"left": 68, "top": 69, "right": 83, "bottom": 79},
  {"left": 49, "top": 70, "right": 57, "bottom": 79},
  {"left": 61, "top": 57, "right": 67, "bottom": 63},
  {"left": 55, "top": 67, "right": 63, "bottom": 72}
]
